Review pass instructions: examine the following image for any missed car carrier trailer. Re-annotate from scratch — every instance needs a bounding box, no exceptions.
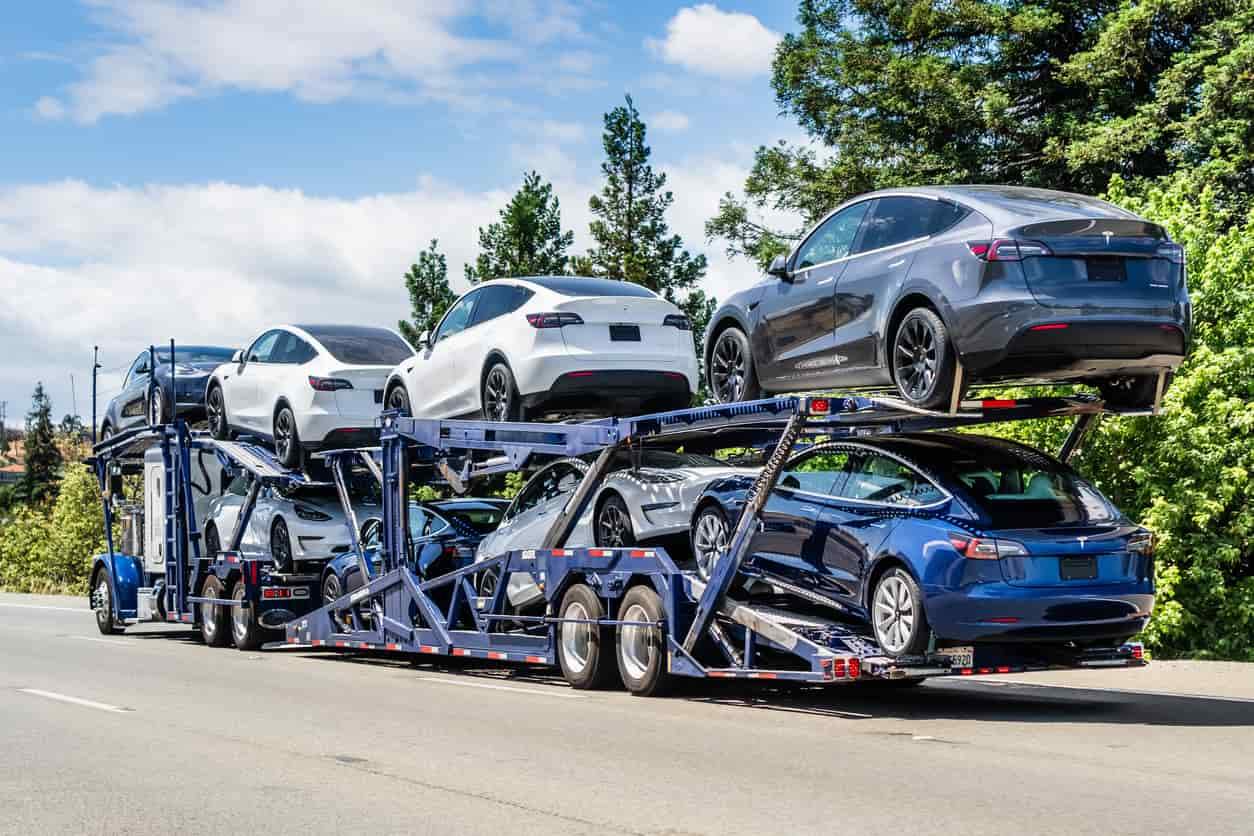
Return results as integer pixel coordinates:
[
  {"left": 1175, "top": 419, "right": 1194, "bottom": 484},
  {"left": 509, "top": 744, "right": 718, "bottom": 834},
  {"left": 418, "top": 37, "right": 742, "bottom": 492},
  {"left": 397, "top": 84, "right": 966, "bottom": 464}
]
[{"left": 277, "top": 393, "right": 1148, "bottom": 696}]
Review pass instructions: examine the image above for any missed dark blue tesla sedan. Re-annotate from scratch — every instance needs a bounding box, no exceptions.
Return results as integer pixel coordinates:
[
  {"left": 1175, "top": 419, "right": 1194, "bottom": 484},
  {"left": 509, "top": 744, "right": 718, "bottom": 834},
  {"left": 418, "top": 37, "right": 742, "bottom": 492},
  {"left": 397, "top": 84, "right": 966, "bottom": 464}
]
[
  {"left": 321, "top": 498, "right": 508, "bottom": 606},
  {"left": 691, "top": 432, "right": 1155, "bottom": 657}
]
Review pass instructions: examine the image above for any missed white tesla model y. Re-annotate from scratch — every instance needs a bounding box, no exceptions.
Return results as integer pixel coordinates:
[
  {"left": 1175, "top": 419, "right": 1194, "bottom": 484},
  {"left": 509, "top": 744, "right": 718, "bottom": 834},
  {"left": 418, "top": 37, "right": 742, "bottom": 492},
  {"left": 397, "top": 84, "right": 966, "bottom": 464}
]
[
  {"left": 383, "top": 276, "right": 699, "bottom": 420},
  {"left": 206, "top": 324, "right": 415, "bottom": 467}
]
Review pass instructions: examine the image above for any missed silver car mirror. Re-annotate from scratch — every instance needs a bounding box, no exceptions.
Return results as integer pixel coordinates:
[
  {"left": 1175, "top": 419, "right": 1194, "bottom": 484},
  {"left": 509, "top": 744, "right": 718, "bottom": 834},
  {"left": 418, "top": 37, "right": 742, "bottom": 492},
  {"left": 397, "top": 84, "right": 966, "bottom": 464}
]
[{"left": 767, "top": 253, "right": 790, "bottom": 280}]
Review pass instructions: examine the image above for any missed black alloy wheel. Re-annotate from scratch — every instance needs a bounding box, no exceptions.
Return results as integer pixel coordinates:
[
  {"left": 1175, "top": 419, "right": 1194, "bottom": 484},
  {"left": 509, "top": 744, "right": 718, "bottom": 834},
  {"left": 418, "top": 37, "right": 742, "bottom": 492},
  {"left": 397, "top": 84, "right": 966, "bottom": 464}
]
[
  {"left": 271, "top": 518, "right": 294, "bottom": 573},
  {"left": 206, "top": 386, "right": 229, "bottom": 440},
  {"left": 891, "top": 308, "right": 958, "bottom": 409},
  {"left": 386, "top": 384, "right": 412, "bottom": 416},
  {"left": 148, "top": 386, "right": 166, "bottom": 425},
  {"left": 709, "top": 328, "right": 757, "bottom": 404},
  {"left": 273, "top": 407, "right": 300, "bottom": 469},
  {"left": 595, "top": 495, "right": 636, "bottom": 548},
  {"left": 482, "top": 363, "right": 519, "bottom": 422}
]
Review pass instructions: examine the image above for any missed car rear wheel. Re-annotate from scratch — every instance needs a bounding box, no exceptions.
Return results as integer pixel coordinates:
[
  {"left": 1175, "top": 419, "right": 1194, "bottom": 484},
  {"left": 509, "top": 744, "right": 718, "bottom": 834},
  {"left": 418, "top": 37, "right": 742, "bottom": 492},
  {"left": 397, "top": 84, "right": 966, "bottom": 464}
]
[
  {"left": 1098, "top": 374, "right": 1170, "bottom": 409},
  {"left": 709, "top": 327, "right": 760, "bottom": 403},
  {"left": 616, "top": 585, "right": 672, "bottom": 697},
  {"left": 148, "top": 386, "right": 167, "bottom": 425},
  {"left": 273, "top": 406, "right": 301, "bottom": 469},
  {"left": 206, "top": 385, "right": 229, "bottom": 440},
  {"left": 691, "top": 504, "right": 731, "bottom": 581},
  {"left": 557, "top": 584, "right": 618, "bottom": 690},
  {"left": 891, "top": 307, "right": 961, "bottom": 410},
  {"left": 386, "top": 383, "right": 412, "bottom": 416},
  {"left": 871, "top": 568, "right": 930, "bottom": 657},
  {"left": 481, "top": 362, "right": 521, "bottom": 422},
  {"left": 594, "top": 494, "right": 636, "bottom": 548},
  {"left": 271, "top": 518, "right": 294, "bottom": 573}
]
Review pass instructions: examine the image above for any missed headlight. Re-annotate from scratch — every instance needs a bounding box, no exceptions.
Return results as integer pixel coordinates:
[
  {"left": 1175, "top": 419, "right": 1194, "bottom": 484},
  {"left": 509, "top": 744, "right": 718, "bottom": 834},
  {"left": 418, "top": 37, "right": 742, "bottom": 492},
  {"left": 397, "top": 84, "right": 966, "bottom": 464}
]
[{"left": 294, "top": 505, "right": 332, "bottom": 522}]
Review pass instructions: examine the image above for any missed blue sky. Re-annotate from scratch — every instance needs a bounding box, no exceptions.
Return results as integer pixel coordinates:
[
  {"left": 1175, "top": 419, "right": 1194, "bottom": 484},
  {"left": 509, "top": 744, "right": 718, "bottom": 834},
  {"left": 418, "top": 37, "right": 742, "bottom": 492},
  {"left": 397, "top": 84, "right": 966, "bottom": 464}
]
[{"left": 0, "top": 1, "right": 807, "bottom": 422}]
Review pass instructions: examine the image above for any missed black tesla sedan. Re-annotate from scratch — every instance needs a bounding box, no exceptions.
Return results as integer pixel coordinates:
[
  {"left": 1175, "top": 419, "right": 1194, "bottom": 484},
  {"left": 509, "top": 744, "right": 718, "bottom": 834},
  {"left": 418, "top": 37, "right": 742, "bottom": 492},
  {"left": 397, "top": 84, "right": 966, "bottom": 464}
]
[
  {"left": 99, "top": 345, "right": 236, "bottom": 438},
  {"left": 704, "top": 186, "right": 1190, "bottom": 409}
]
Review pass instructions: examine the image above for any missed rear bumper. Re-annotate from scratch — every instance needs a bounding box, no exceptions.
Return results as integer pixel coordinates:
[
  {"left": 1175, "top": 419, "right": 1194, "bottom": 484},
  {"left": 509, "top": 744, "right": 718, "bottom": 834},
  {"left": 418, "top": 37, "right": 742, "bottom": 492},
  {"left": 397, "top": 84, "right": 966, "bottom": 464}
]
[
  {"left": 521, "top": 370, "right": 694, "bottom": 418},
  {"left": 962, "top": 319, "right": 1187, "bottom": 382},
  {"left": 927, "top": 581, "right": 1154, "bottom": 644}
]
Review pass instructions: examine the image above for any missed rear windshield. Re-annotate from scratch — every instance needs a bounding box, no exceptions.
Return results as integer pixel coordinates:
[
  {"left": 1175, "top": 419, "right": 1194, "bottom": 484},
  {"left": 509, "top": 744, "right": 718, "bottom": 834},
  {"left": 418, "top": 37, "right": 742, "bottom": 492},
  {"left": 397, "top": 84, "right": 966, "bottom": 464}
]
[
  {"left": 608, "top": 450, "right": 725, "bottom": 470},
  {"left": 1017, "top": 219, "right": 1166, "bottom": 239},
  {"left": 528, "top": 276, "right": 657, "bottom": 298},
  {"left": 439, "top": 504, "right": 507, "bottom": 534},
  {"left": 299, "top": 325, "right": 414, "bottom": 366},
  {"left": 933, "top": 444, "right": 1116, "bottom": 528},
  {"left": 156, "top": 347, "right": 236, "bottom": 363}
]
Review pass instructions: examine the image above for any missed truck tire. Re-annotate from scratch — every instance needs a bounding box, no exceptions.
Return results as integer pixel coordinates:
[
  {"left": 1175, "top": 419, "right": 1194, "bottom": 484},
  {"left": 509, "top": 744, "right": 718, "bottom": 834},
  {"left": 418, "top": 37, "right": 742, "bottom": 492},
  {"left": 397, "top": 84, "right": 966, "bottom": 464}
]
[
  {"left": 230, "top": 580, "right": 269, "bottom": 651},
  {"left": 199, "top": 575, "right": 231, "bottom": 647},
  {"left": 556, "top": 584, "right": 618, "bottom": 690},
  {"left": 616, "top": 584, "right": 673, "bottom": 697},
  {"left": 92, "top": 568, "right": 118, "bottom": 635}
]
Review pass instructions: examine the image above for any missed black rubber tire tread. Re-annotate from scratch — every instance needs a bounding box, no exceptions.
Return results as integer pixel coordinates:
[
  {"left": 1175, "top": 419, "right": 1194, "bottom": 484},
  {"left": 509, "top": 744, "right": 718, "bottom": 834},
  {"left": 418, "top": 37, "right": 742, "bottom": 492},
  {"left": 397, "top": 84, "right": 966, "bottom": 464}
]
[
  {"left": 594, "top": 493, "right": 637, "bottom": 548},
  {"left": 271, "top": 518, "right": 294, "bottom": 573},
  {"left": 92, "top": 568, "right": 118, "bottom": 635},
  {"left": 207, "top": 385, "right": 230, "bottom": 441},
  {"left": 891, "top": 307, "right": 962, "bottom": 410},
  {"left": 557, "top": 583, "right": 619, "bottom": 690},
  {"left": 273, "top": 406, "right": 301, "bottom": 469},
  {"left": 230, "top": 580, "right": 269, "bottom": 651},
  {"left": 386, "top": 383, "right": 412, "bottom": 416},
  {"left": 616, "top": 584, "right": 673, "bottom": 697},
  {"left": 708, "top": 326, "right": 761, "bottom": 403},
  {"left": 199, "top": 575, "right": 232, "bottom": 647},
  {"left": 481, "top": 362, "right": 523, "bottom": 421}
]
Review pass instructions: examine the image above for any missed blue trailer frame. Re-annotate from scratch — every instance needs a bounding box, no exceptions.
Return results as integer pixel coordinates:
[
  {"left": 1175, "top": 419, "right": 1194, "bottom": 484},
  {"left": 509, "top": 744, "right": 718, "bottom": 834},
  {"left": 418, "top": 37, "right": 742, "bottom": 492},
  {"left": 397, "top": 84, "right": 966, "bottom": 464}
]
[{"left": 282, "top": 394, "right": 1147, "bottom": 694}]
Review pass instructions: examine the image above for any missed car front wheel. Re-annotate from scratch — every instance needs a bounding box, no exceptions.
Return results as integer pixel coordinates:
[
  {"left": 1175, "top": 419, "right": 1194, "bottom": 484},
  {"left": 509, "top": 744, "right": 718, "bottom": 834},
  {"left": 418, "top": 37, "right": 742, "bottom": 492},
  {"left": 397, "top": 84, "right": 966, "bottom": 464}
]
[
  {"left": 386, "top": 383, "right": 412, "bottom": 416},
  {"left": 709, "top": 327, "right": 760, "bottom": 403},
  {"left": 691, "top": 505, "right": 731, "bottom": 581},
  {"left": 871, "top": 568, "right": 930, "bottom": 657},
  {"left": 148, "top": 386, "right": 167, "bottom": 425},
  {"left": 271, "top": 518, "right": 294, "bottom": 573},
  {"left": 594, "top": 495, "right": 636, "bottom": 548}
]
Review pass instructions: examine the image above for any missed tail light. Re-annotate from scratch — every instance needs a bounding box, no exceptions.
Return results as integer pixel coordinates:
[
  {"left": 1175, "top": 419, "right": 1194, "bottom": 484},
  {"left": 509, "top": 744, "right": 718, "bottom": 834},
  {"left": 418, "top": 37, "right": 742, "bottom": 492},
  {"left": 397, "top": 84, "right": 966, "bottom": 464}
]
[
  {"left": 968, "top": 239, "right": 1053, "bottom": 261},
  {"left": 1155, "top": 242, "right": 1185, "bottom": 264},
  {"left": 663, "top": 314, "right": 692, "bottom": 330},
  {"left": 309, "top": 376, "right": 352, "bottom": 391},
  {"left": 526, "top": 312, "right": 584, "bottom": 328},
  {"left": 1127, "top": 530, "right": 1155, "bottom": 556},
  {"left": 948, "top": 533, "right": 1028, "bottom": 559}
]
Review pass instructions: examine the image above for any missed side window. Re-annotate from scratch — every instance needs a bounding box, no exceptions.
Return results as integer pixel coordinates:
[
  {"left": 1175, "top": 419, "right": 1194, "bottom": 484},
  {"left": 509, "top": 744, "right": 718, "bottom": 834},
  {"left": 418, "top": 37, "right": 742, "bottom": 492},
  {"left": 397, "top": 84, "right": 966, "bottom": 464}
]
[
  {"left": 434, "top": 291, "right": 480, "bottom": 343},
  {"left": 925, "top": 200, "right": 970, "bottom": 236},
  {"left": 124, "top": 354, "right": 148, "bottom": 388},
  {"left": 840, "top": 452, "right": 944, "bottom": 506},
  {"left": 469, "top": 286, "right": 514, "bottom": 326},
  {"left": 778, "top": 448, "right": 854, "bottom": 495},
  {"left": 423, "top": 512, "right": 450, "bottom": 537},
  {"left": 508, "top": 463, "right": 583, "bottom": 519},
  {"left": 226, "top": 473, "right": 250, "bottom": 497},
  {"left": 408, "top": 506, "right": 430, "bottom": 536},
  {"left": 247, "top": 330, "right": 282, "bottom": 363},
  {"left": 272, "top": 333, "right": 316, "bottom": 364},
  {"left": 793, "top": 201, "right": 872, "bottom": 270},
  {"left": 855, "top": 196, "right": 937, "bottom": 253}
]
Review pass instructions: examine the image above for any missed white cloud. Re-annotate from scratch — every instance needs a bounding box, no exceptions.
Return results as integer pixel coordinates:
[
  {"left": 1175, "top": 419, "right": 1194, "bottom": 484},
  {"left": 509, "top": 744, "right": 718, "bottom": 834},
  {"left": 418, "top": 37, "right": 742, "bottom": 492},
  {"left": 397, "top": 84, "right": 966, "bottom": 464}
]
[
  {"left": 38, "top": 0, "right": 595, "bottom": 123},
  {"left": 32, "top": 96, "right": 66, "bottom": 120},
  {"left": 650, "top": 109, "right": 690, "bottom": 133},
  {"left": 646, "top": 4, "right": 780, "bottom": 80}
]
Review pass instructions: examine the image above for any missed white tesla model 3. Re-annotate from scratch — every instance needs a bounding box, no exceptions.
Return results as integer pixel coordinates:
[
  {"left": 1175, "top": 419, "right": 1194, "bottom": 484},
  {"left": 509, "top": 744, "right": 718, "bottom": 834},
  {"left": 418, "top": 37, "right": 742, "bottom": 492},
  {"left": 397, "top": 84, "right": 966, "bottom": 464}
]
[
  {"left": 206, "top": 324, "right": 415, "bottom": 467},
  {"left": 382, "top": 276, "right": 700, "bottom": 420}
]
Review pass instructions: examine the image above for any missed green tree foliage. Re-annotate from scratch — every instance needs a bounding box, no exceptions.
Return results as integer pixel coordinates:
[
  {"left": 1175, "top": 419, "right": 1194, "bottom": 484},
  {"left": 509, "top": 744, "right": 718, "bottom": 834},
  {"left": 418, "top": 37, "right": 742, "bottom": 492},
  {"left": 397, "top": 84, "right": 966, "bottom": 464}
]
[
  {"left": 709, "top": 0, "right": 1254, "bottom": 267},
  {"left": 0, "top": 464, "right": 107, "bottom": 593},
  {"left": 465, "top": 171, "right": 574, "bottom": 283},
  {"left": 398, "top": 240, "right": 457, "bottom": 346},
  {"left": 22, "top": 382, "right": 61, "bottom": 502}
]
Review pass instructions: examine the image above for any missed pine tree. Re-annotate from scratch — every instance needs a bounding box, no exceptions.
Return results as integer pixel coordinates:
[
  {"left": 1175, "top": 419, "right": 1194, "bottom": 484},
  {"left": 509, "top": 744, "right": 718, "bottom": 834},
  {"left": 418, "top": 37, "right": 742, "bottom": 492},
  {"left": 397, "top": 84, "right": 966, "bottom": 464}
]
[
  {"left": 465, "top": 171, "right": 574, "bottom": 283},
  {"left": 581, "top": 95, "right": 709, "bottom": 302},
  {"left": 22, "top": 382, "right": 61, "bottom": 502},
  {"left": 398, "top": 240, "right": 457, "bottom": 346}
]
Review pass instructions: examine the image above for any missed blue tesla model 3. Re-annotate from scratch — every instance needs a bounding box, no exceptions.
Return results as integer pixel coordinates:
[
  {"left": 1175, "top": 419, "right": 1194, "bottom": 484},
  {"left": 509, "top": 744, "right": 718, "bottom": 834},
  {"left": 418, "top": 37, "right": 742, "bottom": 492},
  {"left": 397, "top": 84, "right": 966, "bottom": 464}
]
[{"left": 691, "top": 432, "right": 1155, "bottom": 656}]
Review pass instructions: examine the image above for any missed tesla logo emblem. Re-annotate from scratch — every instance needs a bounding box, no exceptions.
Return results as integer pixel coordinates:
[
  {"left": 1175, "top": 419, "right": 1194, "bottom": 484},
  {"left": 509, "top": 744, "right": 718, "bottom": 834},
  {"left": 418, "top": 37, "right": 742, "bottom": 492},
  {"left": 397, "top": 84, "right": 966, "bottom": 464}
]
[
  {"left": 1077, "top": 536, "right": 1088, "bottom": 550},
  {"left": 1101, "top": 230, "right": 1114, "bottom": 246}
]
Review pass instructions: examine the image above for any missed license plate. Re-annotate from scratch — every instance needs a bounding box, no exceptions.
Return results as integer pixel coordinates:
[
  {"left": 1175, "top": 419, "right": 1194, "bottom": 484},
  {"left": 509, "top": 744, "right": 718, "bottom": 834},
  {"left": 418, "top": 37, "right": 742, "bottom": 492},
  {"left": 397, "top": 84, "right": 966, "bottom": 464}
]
[
  {"left": 943, "top": 646, "right": 974, "bottom": 668},
  {"left": 1060, "top": 555, "right": 1098, "bottom": 580},
  {"left": 610, "top": 324, "right": 641, "bottom": 342},
  {"left": 1086, "top": 256, "right": 1126, "bottom": 282}
]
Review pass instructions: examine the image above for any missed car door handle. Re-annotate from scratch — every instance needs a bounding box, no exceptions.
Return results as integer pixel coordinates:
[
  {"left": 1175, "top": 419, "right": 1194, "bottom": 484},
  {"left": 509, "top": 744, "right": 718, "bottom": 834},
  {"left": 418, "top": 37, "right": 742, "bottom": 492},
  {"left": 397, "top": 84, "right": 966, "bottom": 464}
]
[
  {"left": 816, "top": 277, "right": 834, "bottom": 286},
  {"left": 799, "top": 505, "right": 820, "bottom": 515}
]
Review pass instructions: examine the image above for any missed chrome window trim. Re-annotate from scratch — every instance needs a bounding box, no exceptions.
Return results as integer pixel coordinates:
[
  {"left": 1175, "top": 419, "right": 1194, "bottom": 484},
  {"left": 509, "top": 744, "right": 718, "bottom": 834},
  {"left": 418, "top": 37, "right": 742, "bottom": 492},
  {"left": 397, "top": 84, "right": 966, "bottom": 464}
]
[{"left": 782, "top": 440, "right": 953, "bottom": 511}]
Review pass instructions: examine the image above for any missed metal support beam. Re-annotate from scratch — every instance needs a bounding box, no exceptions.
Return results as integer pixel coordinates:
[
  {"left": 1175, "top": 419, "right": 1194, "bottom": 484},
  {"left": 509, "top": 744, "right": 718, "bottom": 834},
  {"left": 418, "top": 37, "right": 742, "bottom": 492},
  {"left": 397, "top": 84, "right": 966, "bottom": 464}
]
[
  {"left": 682, "top": 411, "right": 807, "bottom": 652},
  {"left": 330, "top": 453, "right": 369, "bottom": 582},
  {"left": 1059, "top": 412, "right": 1100, "bottom": 464},
  {"left": 229, "top": 478, "right": 262, "bottom": 552},
  {"left": 540, "top": 442, "right": 621, "bottom": 550}
]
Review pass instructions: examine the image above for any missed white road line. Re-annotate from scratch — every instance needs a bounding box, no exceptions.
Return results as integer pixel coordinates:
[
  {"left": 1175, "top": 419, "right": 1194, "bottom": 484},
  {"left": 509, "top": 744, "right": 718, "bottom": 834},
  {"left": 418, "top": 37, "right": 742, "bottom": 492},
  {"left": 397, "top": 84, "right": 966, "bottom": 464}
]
[
  {"left": 0, "top": 603, "right": 85, "bottom": 613},
  {"left": 969, "top": 678, "right": 1254, "bottom": 704},
  {"left": 412, "top": 675, "right": 584, "bottom": 700},
  {"left": 67, "top": 635, "right": 133, "bottom": 647},
  {"left": 18, "top": 688, "right": 133, "bottom": 713}
]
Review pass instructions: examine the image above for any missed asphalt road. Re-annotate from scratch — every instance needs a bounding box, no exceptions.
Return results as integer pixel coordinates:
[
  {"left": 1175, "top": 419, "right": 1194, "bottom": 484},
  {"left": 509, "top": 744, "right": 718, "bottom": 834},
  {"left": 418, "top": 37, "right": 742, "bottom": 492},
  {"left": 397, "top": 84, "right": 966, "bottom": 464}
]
[{"left": 2, "top": 592, "right": 1252, "bottom": 836}]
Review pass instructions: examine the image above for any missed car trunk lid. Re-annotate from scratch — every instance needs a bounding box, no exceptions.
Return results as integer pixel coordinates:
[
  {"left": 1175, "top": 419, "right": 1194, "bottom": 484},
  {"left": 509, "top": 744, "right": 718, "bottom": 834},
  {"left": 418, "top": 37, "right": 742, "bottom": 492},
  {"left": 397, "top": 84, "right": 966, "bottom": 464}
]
[
  {"left": 1012, "top": 219, "right": 1181, "bottom": 314},
  {"left": 993, "top": 522, "right": 1150, "bottom": 588},
  {"left": 552, "top": 296, "right": 691, "bottom": 362},
  {"left": 326, "top": 367, "right": 390, "bottom": 417}
]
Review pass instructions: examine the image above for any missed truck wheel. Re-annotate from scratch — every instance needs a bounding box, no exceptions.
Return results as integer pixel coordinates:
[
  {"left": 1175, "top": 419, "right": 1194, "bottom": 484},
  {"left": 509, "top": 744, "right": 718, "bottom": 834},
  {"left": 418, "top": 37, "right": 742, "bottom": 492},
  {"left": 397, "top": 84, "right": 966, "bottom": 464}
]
[
  {"left": 230, "top": 581, "right": 269, "bottom": 651},
  {"left": 557, "top": 584, "right": 618, "bottom": 690},
  {"left": 616, "top": 585, "right": 672, "bottom": 697},
  {"left": 871, "top": 568, "right": 930, "bottom": 657},
  {"left": 199, "top": 575, "right": 231, "bottom": 647},
  {"left": 92, "top": 569, "right": 118, "bottom": 635}
]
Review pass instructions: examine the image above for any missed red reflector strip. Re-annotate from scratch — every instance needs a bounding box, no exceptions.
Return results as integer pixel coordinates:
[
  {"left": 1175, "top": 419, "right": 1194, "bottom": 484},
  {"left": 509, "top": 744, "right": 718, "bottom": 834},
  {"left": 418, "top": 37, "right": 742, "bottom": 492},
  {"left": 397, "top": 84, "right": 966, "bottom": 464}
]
[
  {"left": 452, "top": 648, "right": 470, "bottom": 656},
  {"left": 312, "top": 640, "right": 326, "bottom": 647},
  {"left": 286, "top": 636, "right": 297, "bottom": 644},
  {"left": 960, "top": 668, "right": 974, "bottom": 676},
  {"left": 357, "top": 642, "right": 371, "bottom": 649},
  {"left": 419, "top": 645, "right": 438, "bottom": 654},
  {"left": 550, "top": 549, "right": 573, "bottom": 556},
  {"left": 629, "top": 549, "right": 654, "bottom": 558},
  {"left": 525, "top": 655, "right": 545, "bottom": 663},
  {"left": 978, "top": 667, "right": 992, "bottom": 674},
  {"left": 487, "top": 651, "right": 507, "bottom": 660},
  {"left": 334, "top": 641, "right": 349, "bottom": 648},
  {"left": 182, "top": 615, "right": 192, "bottom": 623},
  {"left": 386, "top": 643, "right": 401, "bottom": 651},
  {"left": 748, "top": 672, "right": 778, "bottom": 680},
  {"left": 996, "top": 666, "right": 1011, "bottom": 673},
  {"left": 981, "top": 399, "right": 1017, "bottom": 408},
  {"left": 1029, "top": 323, "right": 1069, "bottom": 331},
  {"left": 708, "top": 671, "right": 735, "bottom": 678},
  {"left": 588, "top": 549, "right": 611, "bottom": 557}
]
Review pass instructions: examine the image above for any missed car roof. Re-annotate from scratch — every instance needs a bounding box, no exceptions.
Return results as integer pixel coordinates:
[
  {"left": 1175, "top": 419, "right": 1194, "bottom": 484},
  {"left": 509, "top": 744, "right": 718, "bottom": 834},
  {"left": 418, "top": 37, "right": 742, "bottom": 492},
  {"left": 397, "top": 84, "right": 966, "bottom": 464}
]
[
  {"left": 478, "top": 276, "right": 658, "bottom": 298},
  {"left": 850, "top": 432, "right": 1063, "bottom": 468},
  {"left": 430, "top": 498, "right": 510, "bottom": 511},
  {"left": 858, "top": 185, "right": 1145, "bottom": 228}
]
